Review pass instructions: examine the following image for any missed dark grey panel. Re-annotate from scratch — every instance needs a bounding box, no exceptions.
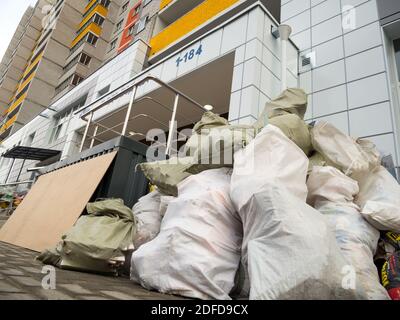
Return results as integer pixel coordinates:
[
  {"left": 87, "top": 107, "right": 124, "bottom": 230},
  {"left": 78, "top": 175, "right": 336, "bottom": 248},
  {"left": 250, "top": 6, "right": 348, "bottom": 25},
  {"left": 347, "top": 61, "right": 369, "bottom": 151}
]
[
  {"left": 45, "top": 136, "right": 149, "bottom": 208},
  {"left": 377, "top": 0, "right": 400, "bottom": 25}
]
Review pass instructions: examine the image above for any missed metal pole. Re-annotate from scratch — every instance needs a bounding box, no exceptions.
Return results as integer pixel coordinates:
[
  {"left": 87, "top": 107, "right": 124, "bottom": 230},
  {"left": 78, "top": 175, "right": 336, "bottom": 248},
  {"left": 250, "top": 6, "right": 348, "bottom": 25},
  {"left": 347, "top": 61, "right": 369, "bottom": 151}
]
[
  {"left": 166, "top": 94, "right": 179, "bottom": 156},
  {"left": 90, "top": 125, "right": 99, "bottom": 148},
  {"left": 5, "top": 158, "right": 15, "bottom": 184},
  {"left": 121, "top": 86, "right": 137, "bottom": 136},
  {"left": 15, "top": 159, "right": 26, "bottom": 183},
  {"left": 281, "top": 38, "right": 287, "bottom": 92},
  {"left": 79, "top": 111, "right": 93, "bottom": 152}
]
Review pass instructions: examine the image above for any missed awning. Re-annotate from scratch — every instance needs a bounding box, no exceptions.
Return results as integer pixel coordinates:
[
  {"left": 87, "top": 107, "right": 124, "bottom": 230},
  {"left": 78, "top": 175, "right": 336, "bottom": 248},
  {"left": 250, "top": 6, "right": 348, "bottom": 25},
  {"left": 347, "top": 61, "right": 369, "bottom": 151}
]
[{"left": 2, "top": 146, "right": 61, "bottom": 161}]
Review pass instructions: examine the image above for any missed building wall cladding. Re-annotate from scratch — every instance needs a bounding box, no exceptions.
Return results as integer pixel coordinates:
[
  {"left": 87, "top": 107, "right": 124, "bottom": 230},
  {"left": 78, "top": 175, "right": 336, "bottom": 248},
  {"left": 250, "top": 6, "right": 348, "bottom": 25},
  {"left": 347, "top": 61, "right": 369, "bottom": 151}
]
[{"left": 282, "top": 0, "right": 400, "bottom": 170}]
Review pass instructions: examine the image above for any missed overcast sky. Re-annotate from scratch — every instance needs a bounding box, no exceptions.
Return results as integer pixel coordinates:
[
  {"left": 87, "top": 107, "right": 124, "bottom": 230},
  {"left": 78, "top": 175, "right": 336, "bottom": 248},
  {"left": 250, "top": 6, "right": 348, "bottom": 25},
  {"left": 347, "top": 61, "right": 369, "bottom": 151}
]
[{"left": 0, "top": 0, "right": 38, "bottom": 62}]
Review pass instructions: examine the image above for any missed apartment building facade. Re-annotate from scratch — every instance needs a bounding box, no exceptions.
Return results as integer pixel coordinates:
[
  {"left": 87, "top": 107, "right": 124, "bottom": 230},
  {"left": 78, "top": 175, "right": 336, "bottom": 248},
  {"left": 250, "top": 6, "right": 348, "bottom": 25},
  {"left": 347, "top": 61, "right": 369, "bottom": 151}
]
[
  {"left": 0, "top": 0, "right": 160, "bottom": 142},
  {"left": 0, "top": 0, "right": 399, "bottom": 185}
]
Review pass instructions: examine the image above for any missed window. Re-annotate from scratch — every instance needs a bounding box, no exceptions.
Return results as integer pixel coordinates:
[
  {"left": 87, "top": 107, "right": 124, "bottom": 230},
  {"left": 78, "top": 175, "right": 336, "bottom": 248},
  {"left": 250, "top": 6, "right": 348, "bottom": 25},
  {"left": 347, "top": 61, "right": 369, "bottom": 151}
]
[
  {"left": 93, "top": 14, "right": 105, "bottom": 27},
  {"left": 136, "top": 16, "right": 148, "bottom": 34},
  {"left": 100, "top": 0, "right": 111, "bottom": 8},
  {"left": 394, "top": 39, "right": 400, "bottom": 82},
  {"left": 71, "top": 74, "right": 83, "bottom": 86},
  {"left": 86, "top": 33, "right": 98, "bottom": 46},
  {"left": 79, "top": 53, "right": 91, "bottom": 66},
  {"left": 109, "top": 39, "right": 117, "bottom": 51},
  {"left": 97, "top": 85, "right": 110, "bottom": 98},
  {"left": 121, "top": 2, "right": 129, "bottom": 13},
  {"left": 26, "top": 132, "right": 36, "bottom": 147},
  {"left": 116, "top": 20, "right": 123, "bottom": 32},
  {"left": 50, "top": 97, "right": 87, "bottom": 143},
  {"left": 128, "top": 25, "right": 135, "bottom": 36}
]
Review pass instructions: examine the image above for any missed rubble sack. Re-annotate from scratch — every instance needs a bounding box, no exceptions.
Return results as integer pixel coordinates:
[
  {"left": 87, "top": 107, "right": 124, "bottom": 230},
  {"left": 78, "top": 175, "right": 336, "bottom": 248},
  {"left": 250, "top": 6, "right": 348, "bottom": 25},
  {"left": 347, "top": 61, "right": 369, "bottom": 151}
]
[
  {"left": 230, "top": 125, "right": 358, "bottom": 299},
  {"left": 38, "top": 198, "right": 137, "bottom": 274},
  {"left": 139, "top": 112, "right": 256, "bottom": 196},
  {"left": 132, "top": 190, "right": 162, "bottom": 251},
  {"left": 130, "top": 168, "right": 242, "bottom": 300},
  {"left": 307, "top": 166, "right": 389, "bottom": 300},
  {"left": 310, "top": 121, "right": 380, "bottom": 176},
  {"left": 355, "top": 166, "right": 400, "bottom": 233}
]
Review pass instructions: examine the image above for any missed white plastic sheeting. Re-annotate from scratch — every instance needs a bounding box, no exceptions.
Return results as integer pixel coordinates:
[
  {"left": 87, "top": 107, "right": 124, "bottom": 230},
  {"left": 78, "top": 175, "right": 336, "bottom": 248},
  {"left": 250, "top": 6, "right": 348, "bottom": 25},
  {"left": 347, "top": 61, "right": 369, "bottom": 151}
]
[
  {"left": 307, "top": 166, "right": 389, "bottom": 300},
  {"left": 231, "top": 126, "right": 358, "bottom": 299},
  {"left": 130, "top": 168, "right": 242, "bottom": 300},
  {"left": 355, "top": 166, "right": 400, "bottom": 233}
]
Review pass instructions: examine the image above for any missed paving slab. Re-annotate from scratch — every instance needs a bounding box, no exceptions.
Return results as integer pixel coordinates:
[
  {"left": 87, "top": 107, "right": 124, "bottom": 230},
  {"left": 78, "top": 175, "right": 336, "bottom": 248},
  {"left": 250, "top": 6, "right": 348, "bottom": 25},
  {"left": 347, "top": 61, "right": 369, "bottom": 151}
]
[{"left": 0, "top": 241, "right": 187, "bottom": 300}]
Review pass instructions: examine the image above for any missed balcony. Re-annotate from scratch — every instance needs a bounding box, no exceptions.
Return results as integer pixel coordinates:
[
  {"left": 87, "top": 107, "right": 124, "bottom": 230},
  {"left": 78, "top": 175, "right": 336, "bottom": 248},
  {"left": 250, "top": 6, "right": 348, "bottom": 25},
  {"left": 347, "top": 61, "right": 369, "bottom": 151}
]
[
  {"left": 77, "top": 4, "right": 108, "bottom": 34},
  {"left": 70, "top": 23, "right": 102, "bottom": 48},
  {"left": 158, "top": 0, "right": 204, "bottom": 25},
  {"left": 150, "top": 0, "right": 239, "bottom": 57}
]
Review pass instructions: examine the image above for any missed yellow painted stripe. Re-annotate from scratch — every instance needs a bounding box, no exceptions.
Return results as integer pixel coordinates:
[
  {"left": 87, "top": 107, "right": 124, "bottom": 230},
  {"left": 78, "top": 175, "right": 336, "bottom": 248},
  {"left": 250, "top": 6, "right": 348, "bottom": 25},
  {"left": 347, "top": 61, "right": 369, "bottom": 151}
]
[
  {"left": 15, "top": 72, "right": 35, "bottom": 97},
  {"left": 160, "top": 0, "right": 174, "bottom": 10},
  {"left": 150, "top": 0, "right": 239, "bottom": 56},
  {"left": 85, "top": 0, "right": 98, "bottom": 13},
  {"left": 70, "top": 23, "right": 102, "bottom": 48},
  {"left": 0, "top": 114, "right": 18, "bottom": 133},
  {"left": 22, "top": 51, "right": 43, "bottom": 78},
  {"left": 7, "top": 92, "right": 27, "bottom": 115},
  {"left": 78, "top": 4, "right": 108, "bottom": 29}
]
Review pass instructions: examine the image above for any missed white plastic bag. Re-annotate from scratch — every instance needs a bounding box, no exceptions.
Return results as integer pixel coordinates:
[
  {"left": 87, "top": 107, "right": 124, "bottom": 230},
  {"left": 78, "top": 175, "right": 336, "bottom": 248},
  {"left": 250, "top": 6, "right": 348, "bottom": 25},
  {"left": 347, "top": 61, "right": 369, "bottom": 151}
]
[
  {"left": 132, "top": 191, "right": 162, "bottom": 250},
  {"left": 231, "top": 126, "right": 357, "bottom": 299},
  {"left": 310, "top": 121, "right": 379, "bottom": 175},
  {"left": 355, "top": 166, "right": 400, "bottom": 232},
  {"left": 231, "top": 125, "right": 309, "bottom": 211},
  {"left": 131, "top": 168, "right": 242, "bottom": 300},
  {"left": 238, "top": 184, "right": 358, "bottom": 299},
  {"left": 159, "top": 195, "right": 175, "bottom": 218},
  {"left": 307, "top": 166, "right": 389, "bottom": 300}
]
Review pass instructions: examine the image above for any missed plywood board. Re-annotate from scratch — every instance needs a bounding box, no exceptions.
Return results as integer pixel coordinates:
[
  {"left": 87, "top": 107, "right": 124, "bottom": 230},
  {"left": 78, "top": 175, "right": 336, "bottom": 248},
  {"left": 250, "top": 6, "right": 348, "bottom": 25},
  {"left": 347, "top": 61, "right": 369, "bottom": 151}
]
[{"left": 0, "top": 151, "right": 117, "bottom": 252}]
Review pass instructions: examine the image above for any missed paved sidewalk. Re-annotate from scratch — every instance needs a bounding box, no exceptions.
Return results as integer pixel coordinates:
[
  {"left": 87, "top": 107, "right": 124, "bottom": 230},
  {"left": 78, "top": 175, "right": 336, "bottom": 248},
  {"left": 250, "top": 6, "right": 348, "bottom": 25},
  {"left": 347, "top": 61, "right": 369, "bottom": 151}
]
[{"left": 0, "top": 222, "right": 184, "bottom": 300}]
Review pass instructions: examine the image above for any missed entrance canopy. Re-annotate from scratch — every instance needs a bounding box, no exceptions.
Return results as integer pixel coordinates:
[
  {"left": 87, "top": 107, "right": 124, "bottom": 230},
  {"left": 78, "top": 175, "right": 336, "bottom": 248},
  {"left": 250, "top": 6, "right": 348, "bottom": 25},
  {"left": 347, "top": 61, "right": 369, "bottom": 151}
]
[{"left": 2, "top": 146, "right": 61, "bottom": 161}]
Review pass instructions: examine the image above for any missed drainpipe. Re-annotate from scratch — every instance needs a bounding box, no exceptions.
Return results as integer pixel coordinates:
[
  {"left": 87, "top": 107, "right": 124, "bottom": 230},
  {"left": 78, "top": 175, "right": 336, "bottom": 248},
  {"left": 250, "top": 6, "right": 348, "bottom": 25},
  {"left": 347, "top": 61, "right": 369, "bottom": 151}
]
[{"left": 278, "top": 25, "right": 292, "bottom": 92}]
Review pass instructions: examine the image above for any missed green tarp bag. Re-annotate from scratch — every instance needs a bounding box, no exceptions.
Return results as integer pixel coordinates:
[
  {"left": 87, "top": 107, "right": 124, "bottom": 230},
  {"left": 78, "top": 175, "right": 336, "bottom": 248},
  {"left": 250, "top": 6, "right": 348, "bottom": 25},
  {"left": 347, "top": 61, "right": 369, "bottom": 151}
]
[
  {"left": 38, "top": 198, "right": 137, "bottom": 275},
  {"left": 254, "top": 88, "right": 308, "bottom": 129}
]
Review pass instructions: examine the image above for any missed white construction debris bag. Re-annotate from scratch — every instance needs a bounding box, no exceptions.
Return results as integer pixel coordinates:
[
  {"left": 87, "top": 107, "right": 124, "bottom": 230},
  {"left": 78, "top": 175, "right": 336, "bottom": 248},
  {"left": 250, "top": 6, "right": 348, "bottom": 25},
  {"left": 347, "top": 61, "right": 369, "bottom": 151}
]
[
  {"left": 132, "top": 191, "right": 162, "bottom": 250},
  {"left": 307, "top": 166, "right": 389, "bottom": 300},
  {"left": 131, "top": 168, "right": 242, "bottom": 300},
  {"left": 231, "top": 125, "right": 309, "bottom": 210},
  {"left": 310, "top": 121, "right": 380, "bottom": 176},
  {"left": 231, "top": 125, "right": 358, "bottom": 299},
  {"left": 159, "top": 195, "right": 175, "bottom": 218},
  {"left": 355, "top": 166, "right": 400, "bottom": 233}
]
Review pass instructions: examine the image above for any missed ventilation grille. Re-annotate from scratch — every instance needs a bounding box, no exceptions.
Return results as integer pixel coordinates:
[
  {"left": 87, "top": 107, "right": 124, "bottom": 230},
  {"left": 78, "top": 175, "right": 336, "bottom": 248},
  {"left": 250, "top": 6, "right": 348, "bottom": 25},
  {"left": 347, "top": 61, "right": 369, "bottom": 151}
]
[{"left": 302, "top": 57, "right": 312, "bottom": 67}]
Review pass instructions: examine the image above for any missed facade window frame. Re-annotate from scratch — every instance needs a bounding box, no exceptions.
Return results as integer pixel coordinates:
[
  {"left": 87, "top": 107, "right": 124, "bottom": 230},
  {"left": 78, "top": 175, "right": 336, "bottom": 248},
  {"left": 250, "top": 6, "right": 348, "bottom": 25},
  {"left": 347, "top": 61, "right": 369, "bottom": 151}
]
[
  {"left": 121, "top": 2, "right": 129, "bottom": 14},
  {"left": 136, "top": 15, "right": 148, "bottom": 34}
]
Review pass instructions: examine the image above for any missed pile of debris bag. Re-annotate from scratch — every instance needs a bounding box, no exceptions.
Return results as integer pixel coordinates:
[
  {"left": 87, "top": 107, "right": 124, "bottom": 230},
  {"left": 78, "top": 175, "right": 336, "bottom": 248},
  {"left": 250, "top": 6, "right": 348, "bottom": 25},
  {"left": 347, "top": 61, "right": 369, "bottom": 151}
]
[
  {"left": 0, "top": 186, "right": 27, "bottom": 216},
  {"left": 37, "top": 88, "right": 400, "bottom": 300}
]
